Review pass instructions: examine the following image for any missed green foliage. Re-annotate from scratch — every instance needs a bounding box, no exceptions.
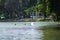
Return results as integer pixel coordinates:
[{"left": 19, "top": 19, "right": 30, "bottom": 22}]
[
  {"left": 24, "top": 8, "right": 31, "bottom": 14},
  {"left": 0, "top": 0, "right": 51, "bottom": 19},
  {"left": 0, "top": 0, "right": 5, "bottom": 5},
  {"left": 36, "top": 4, "right": 43, "bottom": 11},
  {"left": 24, "top": 0, "right": 50, "bottom": 17},
  {"left": 19, "top": 0, "right": 22, "bottom": 2},
  {"left": 0, "top": 0, "right": 1, "bottom": 2},
  {"left": 24, "top": 6, "right": 35, "bottom": 14},
  {"left": 45, "top": 0, "right": 50, "bottom": 16}
]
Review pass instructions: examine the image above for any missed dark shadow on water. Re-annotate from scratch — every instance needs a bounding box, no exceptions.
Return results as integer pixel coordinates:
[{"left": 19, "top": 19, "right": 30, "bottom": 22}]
[{"left": 38, "top": 25, "right": 60, "bottom": 40}]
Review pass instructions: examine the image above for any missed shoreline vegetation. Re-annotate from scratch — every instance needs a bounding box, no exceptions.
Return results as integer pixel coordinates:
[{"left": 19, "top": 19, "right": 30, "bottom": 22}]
[
  {"left": 0, "top": 0, "right": 60, "bottom": 22},
  {"left": 0, "top": 18, "right": 59, "bottom": 22}
]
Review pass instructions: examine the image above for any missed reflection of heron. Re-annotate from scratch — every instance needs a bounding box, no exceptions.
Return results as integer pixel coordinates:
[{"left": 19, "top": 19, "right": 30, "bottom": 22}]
[{"left": 31, "top": 22, "right": 34, "bottom": 26}]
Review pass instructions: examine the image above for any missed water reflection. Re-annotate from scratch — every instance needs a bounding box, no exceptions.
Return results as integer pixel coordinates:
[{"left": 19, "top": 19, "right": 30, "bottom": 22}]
[
  {"left": 0, "top": 28, "right": 43, "bottom": 40},
  {"left": 0, "top": 26, "right": 60, "bottom": 40},
  {"left": 42, "top": 26, "right": 60, "bottom": 40}
]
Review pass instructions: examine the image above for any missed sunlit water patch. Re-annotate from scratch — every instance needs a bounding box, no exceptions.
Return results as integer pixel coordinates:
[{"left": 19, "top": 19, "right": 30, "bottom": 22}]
[{"left": 0, "top": 28, "right": 43, "bottom": 40}]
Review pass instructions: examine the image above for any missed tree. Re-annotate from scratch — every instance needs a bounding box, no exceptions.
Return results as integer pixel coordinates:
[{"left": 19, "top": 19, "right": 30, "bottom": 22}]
[
  {"left": 50, "top": 0, "right": 60, "bottom": 21},
  {"left": 5, "top": 0, "right": 19, "bottom": 19}
]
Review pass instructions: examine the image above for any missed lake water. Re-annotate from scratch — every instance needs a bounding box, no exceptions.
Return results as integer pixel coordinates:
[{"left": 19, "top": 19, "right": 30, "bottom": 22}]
[
  {"left": 0, "top": 22, "right": 59, "bottom": 40},
  {"left": 0, "top": 28, "right": 43, "bottom": 40}
]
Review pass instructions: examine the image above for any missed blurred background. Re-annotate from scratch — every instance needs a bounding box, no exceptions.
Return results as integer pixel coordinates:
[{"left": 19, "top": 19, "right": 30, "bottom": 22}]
[
  {"left": 0, "top": 0, "right": 60, "bottom": 21},
  {"left": 0, "top": 0, "right": 60, "bottom": 40}
]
